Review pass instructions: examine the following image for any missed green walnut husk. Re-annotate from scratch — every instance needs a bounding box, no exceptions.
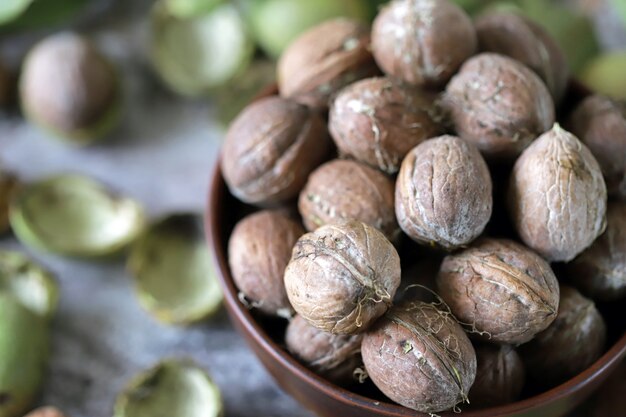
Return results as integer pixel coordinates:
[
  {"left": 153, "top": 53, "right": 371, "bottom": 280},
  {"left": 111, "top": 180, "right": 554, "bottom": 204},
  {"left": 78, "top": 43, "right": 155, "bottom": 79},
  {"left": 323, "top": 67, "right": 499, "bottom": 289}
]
[
  {"left": 214, "top": 59, "right": 276, "bottom": 127},
  {"left": 128, "top": 214, "right": 222, "bottom": 325},
  {"left": 0, "top": 293, "right": 49, "bottom": 417},
  {"left": 581, "top": 52, "right": 626, "bottom": 100},
  {"left": 245, "top": 0, "right": 369, "bottom": 57},
  {"left": 0, "top": 172, "right": 18, "bottom": 234},
  {"left": 150, "top": 1, "right": 254, "bottom": 97},
  {"left": 114, "top": 359, "right": 223, "bottom": 417},
  {"left": 511, "top": 0, "right": 600, "bottom": 73},
  {"left": 165, "top": 0, "right": 224, "bottom": 18},
  {"left": 0, "top": 251, "right": 58, "bottom": 320},
  {"left": 9, "top": 174, "right": 145, "bottom": 257},
  {"left": 2, "top": 0, "right": 89, "bottom": 31},
  {"left": 0, "top": 0, "right": 32, "bottom": 25}
]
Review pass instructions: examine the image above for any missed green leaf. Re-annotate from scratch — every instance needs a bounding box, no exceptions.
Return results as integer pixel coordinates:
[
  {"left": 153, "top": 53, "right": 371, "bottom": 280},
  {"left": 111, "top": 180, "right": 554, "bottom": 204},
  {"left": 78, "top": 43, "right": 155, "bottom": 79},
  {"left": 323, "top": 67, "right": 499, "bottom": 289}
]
[{"left": 0, "top": 0, "right": 32, "bottom": 25}]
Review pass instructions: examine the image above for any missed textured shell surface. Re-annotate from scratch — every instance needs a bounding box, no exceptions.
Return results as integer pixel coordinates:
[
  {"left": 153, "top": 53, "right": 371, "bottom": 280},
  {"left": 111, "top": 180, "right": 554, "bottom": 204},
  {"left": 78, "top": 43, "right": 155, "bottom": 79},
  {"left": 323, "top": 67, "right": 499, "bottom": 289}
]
[
  {"left": 361, "top": 301, "right": 477, "bottom": 413},
  {"left": 284, "top": 221, "right": 401, "bottom": 334},
  {"left": 509, "top": 124, "right": 607, "bottom": 262},
  {"left": 437, "top": 238, "right": 560, "bottom": 344},
  {"left": 395, "top": 135, "right": 492, "bottom": 250}
]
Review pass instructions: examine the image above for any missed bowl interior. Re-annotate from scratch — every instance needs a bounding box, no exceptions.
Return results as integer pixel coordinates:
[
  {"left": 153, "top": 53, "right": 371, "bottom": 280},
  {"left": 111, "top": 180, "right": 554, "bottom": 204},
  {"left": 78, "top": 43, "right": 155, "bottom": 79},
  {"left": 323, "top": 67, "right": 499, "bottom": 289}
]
[{"left": 206, "top": 82, "right": 626, "bottom": 417}]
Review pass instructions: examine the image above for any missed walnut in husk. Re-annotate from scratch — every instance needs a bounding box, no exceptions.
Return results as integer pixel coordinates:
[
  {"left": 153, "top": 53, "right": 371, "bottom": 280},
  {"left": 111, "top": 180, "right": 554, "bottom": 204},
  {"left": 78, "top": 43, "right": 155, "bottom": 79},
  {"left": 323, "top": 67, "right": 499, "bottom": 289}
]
[
  {"left": 298, "top": 159, "right": 398, "bottom": 241},
  {"left": 443, "top": 53, "right": 555, "bottom": 160},
  {"left": 371, "top": 0, "right": 476, "bottom": 88},
  {"left": 328, "top": 77, "right": 444, "bottom": 174},
  {"left": 475, "top": 11, "right": 569, "bottom": 102},
  {"left": 284, "top": 221, "right": 401, "bottom": 334},
  {"left": 286, "top": 314, "right": 363, "bottom": 384},
  {"left": 361, "top": 300, "right": 477, "bottom": 413},
  {"left": 469, "top": 344, "right": 525, "bottom": 408},
  {"left": 437, "top": 238, "right": 560, "bottom": 345},
  {"left": 278, "top": 18, "right": 379, "bottom": 109},
  {"left": 221, "top": 96, "right": 331, "bottom": 206},
  {"left": 508, "top": 124, "right": 607, "bottom": 262},
  {"left": 19, "top": 32, "right": 120, "bottom": 144},
  {"left": 395, "top": 135, "right": 492, "bottom": 250},
  {"left": 566, "top": 202, "right": 626, "bottom": 301},
  {"left": 229, "top": 210, "right": 304, "bottom": 317},
  {"left": 520, "top": 286, "right": 606, "bottom": 389},
  {"left": 567, "top": 94, "right": 626, "bottom": 199}
]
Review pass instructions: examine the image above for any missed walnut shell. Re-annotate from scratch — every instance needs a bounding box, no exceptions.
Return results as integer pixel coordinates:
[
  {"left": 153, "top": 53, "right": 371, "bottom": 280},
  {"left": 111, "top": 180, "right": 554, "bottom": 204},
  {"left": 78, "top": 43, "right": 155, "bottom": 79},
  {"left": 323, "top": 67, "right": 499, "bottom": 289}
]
[
  {"left": 278, "top": 18, "right": 379, "bottom": 109},
  {"left": 329, "top": 77, "right": 444, "bottom": 174},
  {"left": 395, "top": 135, "right": 492, "bottom": 250},
  {"left": 508, "top": 124, "right": 607, "bottom": 262},
  {"left": 567, "top": 95, "right": 626, "bottom": 199},
  {"left": 520, "top": 286, "right": 606, "bottom": 388},
  {"left": 361, "top": 301, "right": 477, "bottom": 413},
  {"left": 371, "top": 0, "right": 476, "bottom": 88},
  {"left": 221, "top": 96, "right": 331, "bottom": 206},
  {"left": 469, "top": 344, "right": 525, "bottom": 408},
  {"left": 20, "top": 32, "right": 118, "bottom": 140},
  {"left": 566, "top": 202, "right": 626, "bottom": 301},
  {"left": 228, "top": 210, "right": 304, "bottom": 317},
  {"left": 443, "top": 53, "right": 555, "bottom": 160},
  {"left": 475, "top": 12, "right": 569, "bottom": 103},
  {"left": 436, "top": 238, "right": 560, "bottom": 345},
  {"left": 298, "top": 159, "right": 398, "bottom": 240},
  {"left": 284, "top": 221, "right": 401, "bottom": 334},
  {"left": 286, "top": 314, "right": 363, "bottom": 383}
]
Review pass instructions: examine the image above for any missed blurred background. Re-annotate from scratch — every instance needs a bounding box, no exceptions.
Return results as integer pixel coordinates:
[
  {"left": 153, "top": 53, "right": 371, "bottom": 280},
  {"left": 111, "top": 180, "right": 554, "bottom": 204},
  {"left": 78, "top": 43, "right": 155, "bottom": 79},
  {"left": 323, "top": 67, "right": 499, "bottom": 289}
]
[{"left": 0, "top": 0, "right": 624, "bottom": 416}]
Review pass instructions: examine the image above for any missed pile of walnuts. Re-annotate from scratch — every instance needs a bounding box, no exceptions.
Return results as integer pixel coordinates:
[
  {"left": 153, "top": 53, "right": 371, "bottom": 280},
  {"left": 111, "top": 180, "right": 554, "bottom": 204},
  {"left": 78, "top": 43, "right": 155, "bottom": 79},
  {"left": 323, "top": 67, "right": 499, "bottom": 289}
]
[{"left": 222, "top": 0, "right": 625, "bottom": 413}]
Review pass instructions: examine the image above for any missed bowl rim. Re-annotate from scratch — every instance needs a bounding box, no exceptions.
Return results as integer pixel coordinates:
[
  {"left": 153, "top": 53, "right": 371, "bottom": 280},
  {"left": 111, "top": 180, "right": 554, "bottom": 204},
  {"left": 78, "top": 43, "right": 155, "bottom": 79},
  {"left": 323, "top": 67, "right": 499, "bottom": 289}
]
[{"left": 206, "top": 159, "right": 626, "bottom": 417}]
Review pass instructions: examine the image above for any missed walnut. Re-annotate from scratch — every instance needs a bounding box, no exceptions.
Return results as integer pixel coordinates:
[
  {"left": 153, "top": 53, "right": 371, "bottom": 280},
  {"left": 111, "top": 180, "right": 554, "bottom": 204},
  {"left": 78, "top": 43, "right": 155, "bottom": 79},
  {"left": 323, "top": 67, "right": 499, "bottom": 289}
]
[
  {"left": 221, "top": 96, "right": 331, "bottom": 206},
  {"left": 329, "top": 77, "right": 444, "bottom": 174},
  {"left": 278, "top": 18, "right": 379, "bottom": 109},
  {"left": 520, "top": 286, "right": 606, "bottom": 388},
  {"left": 284, "top": 221, "right": 401, "bottom": 334},
  {"left": 469, "top": 344, "right": 525, "bottom": 408},
  {"left": 361, "top": 300, "right": 477, "bottom": 413},
  {"left": 371, "top": 0, "right": 476, "bottom": 87},
  {"left": 443, "top": 53, "right": 555, "bottom": 160},
  {"left": 568, "top": 94, "right": 626, "bottom": 199},
  {"left": 475, "top": 11, "right": 568, "bottom": 102},
  {"left": 285, "top": 314, "right": 363, "bottom": 384},
  {"left": 298, "top": 159, "right": 398, "bottom": 241},
  {"left": 395, "top": 135, "right": 492, "bottom": 250},
  {"left": 228, "top": 210, "right": 304, "bottom": 317},
  {"left": 437, "top": 238, "right": 560, "bottom": 345},
  {"left": 508, "top": 124, "right": 607, "bottom": 262},
  {"left": 566, "top": 201, "right": 626, "bottom": 301}
]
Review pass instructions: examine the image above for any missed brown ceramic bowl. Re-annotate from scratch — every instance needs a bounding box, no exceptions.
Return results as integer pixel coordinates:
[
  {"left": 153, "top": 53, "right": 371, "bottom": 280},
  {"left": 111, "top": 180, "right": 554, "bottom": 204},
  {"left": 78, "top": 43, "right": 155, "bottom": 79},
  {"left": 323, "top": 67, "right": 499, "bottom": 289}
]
[{"left": 205, "top": 83, "right": 626, "bottom": 417}]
